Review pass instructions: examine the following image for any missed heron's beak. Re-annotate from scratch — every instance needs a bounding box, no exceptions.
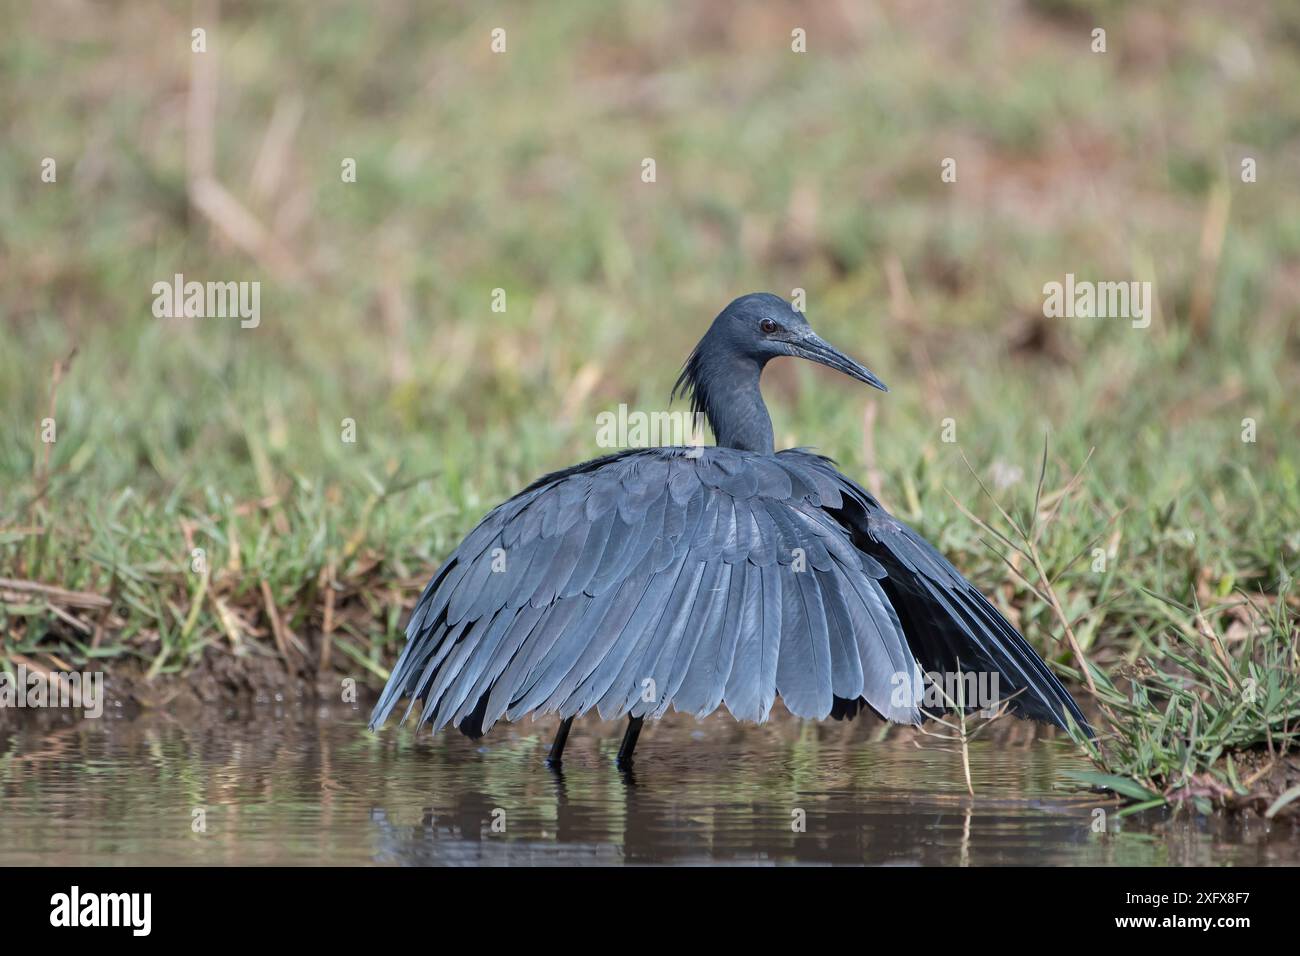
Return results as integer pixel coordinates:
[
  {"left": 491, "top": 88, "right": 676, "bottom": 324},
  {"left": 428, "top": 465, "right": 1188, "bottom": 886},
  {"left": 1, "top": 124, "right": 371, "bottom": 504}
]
[{"left": 794, "top": 333, "right": 889, "bottom": 392}]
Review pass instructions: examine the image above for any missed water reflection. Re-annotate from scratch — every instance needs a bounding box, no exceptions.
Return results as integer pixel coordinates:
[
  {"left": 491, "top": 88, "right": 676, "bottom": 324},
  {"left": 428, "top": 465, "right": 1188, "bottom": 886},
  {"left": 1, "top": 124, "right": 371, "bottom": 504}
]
[{"left": 0, "top": 704, "right": 1292, "bottom": 865}]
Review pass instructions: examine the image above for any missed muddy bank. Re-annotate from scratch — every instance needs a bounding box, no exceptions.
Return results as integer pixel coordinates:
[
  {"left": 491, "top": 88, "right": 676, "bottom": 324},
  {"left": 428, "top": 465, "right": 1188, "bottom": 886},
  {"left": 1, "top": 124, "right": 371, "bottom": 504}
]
[
  {"left": 0, "top": 645, "right": 375, "bottom": 730},
  {"left": 2, "top": 643, "right": 1073, "bottom": 745}
]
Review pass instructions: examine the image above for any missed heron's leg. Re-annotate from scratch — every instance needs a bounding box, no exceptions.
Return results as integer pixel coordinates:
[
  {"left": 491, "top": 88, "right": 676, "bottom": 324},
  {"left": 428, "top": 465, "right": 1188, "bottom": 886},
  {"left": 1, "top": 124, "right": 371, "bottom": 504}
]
[
  {"left": 546, "top": 716, "right": 574, "bottom": 767},
  {"left": 616, "top": 715, "right": 644, "bottom": 768}
]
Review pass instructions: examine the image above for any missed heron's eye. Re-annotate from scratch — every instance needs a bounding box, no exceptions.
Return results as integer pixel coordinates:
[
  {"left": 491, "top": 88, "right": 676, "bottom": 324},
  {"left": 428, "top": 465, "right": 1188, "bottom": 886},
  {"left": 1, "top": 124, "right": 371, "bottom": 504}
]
[{"left": 760, "top": 318, "right": 778, "bottom": 334}]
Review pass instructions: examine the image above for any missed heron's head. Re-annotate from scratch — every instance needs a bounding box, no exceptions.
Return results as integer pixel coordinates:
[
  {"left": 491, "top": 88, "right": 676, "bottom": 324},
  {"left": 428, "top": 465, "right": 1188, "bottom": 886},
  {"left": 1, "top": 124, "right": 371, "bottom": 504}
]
[{"left": 705, "top": 292, "right": 888, "bottom": 391}]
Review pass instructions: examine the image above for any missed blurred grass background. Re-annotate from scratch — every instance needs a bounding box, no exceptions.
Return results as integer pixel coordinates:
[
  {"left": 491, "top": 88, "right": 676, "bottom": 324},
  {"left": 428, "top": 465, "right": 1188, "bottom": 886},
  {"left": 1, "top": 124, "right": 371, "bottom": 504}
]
[{"left": 1, "top": 0, "right": 1298, "bottom": 781}]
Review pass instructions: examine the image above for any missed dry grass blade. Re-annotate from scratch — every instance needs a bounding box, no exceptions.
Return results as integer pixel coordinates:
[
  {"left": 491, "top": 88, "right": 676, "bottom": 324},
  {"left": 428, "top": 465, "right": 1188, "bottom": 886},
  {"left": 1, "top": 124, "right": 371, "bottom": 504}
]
[{"left": 0, "top": 577, "right": 111, "bottom": 609}]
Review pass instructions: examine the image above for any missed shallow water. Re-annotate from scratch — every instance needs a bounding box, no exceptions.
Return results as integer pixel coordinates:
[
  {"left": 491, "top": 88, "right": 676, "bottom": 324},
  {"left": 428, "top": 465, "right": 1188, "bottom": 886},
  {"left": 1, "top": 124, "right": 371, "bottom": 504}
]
[{"left": 0, "top": 704, "right": 1293, "bottom": 865}]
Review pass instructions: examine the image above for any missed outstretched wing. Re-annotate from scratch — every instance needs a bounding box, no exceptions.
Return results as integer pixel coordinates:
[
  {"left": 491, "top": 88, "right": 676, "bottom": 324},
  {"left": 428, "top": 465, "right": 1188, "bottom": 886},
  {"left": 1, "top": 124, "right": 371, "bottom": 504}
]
[
  {"left": 782, "top": 451, "right": 1092, "bottom": 736},
  {"left": 369, "top": 447, "right": 925, "bottom": 736}
]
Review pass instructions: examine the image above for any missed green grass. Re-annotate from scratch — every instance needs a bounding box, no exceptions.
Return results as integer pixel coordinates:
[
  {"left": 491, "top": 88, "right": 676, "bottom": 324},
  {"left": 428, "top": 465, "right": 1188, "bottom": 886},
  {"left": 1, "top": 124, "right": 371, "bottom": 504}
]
[
  {"left": 956, "top": 441, "right": 1300, "bottom": 815},
  {"left": 1074, "top": 582, "right": 1300, "bottom": 818},
  {"left": 2, "top": 1, "right": 1299, "bottom": 811}
]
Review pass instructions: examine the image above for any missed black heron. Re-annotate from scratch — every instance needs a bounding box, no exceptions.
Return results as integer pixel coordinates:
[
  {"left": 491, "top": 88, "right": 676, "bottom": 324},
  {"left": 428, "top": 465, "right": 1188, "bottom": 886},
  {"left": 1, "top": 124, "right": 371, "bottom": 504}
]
[{"left": 369, "top": 293, "right": 1091, "bottom": 767}]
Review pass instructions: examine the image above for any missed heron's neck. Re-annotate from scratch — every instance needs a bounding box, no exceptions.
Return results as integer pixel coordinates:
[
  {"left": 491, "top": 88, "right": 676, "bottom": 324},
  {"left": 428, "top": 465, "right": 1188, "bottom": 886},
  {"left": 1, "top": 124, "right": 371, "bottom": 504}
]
[{"left": 699, "top": 355, "right": 774, "bottom": 455}]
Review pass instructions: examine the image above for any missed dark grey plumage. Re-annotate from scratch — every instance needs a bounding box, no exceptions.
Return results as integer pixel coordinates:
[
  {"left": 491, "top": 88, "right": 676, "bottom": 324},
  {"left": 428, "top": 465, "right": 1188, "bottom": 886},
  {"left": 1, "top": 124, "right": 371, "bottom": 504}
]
[{"left": 370, "top": 293, "right": 1091, "bottom": 754}]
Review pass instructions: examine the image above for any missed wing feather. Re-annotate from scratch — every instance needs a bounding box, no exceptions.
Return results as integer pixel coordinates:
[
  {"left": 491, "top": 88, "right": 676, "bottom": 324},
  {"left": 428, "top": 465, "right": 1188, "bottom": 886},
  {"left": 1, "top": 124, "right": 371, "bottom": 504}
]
[{"left": 370, "top": 445, "right": 1088, "bottom": 742}]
